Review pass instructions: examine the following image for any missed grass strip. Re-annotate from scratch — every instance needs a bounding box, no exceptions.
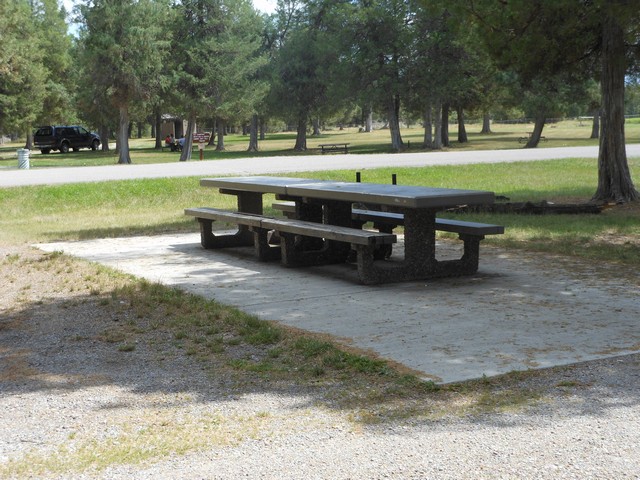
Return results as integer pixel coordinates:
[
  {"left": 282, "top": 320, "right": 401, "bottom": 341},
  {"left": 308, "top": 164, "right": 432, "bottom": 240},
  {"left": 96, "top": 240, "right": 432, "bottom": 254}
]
[{"left": 1, "top": 158, "right": 637, "bottom": 267}]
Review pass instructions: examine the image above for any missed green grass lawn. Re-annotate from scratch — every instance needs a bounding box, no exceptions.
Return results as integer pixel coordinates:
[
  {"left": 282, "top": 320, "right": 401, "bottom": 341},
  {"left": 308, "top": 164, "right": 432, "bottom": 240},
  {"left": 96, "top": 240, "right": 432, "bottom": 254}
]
[{"left": 1, "top": 158, "right": 638, "bottom": 266}]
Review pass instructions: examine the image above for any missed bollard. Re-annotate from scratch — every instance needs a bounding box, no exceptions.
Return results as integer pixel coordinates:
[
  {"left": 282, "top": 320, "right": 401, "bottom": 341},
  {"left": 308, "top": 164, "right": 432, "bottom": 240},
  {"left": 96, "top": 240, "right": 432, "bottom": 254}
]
[
  {"left": 392, "top": 173, "right": 397, "bottom": 185},
  {"left": 356, "top": 171, "right": 361, "bottom": 183},
  {"left": 17, "top": 148, "right": 30, "bottom": 169}
]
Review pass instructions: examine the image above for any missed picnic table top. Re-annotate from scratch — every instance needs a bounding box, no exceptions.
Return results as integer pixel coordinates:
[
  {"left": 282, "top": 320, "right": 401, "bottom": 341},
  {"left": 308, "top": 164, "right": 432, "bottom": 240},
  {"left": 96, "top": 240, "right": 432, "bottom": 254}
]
[{"left": 200, "top": 176, "right": 495, "bottom": 209}]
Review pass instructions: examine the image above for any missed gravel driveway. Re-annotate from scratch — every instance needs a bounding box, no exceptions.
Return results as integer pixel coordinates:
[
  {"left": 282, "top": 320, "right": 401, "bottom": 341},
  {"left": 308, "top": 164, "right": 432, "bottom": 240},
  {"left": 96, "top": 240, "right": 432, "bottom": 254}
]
[{"left": 2, "top": 245, "right": 640, "bottom": 479}]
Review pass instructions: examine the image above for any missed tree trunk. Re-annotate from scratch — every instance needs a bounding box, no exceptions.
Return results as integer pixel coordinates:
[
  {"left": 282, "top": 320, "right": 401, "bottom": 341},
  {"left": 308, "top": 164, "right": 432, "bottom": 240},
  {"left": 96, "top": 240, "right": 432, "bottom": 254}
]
[
  {"left": 481, "top": 112, "right": 492, "bottom": 134},
  {"left": 457, "top": 106, "right": 468, "bottom": 143},
  {"left": 524, "top": 113, "right": 546, "bottom": 148},
  {"left": 259, "top": 119, "right": 266, "bottom": 140},
  {"left": 422, "top": 106, "right": 433, "bottom": 148},
  {"left": 441, "top": 103, "right": 449, "bottom": 147},
  {"left": 294, "top": 117, "right": 307, "bottom": 151},
  {"left": 100, "top": 125, "right": 110, "bottom": 151},
  {"left": 590, "top": 108, "right": 600, "bottom": 139},
  {"left": 24, "top": 129, "right": 33, "bottom": 150},
  {"left": 208, "top": 119, "right": 216, "bottom": 146},
  {"left": 179, "top": 113, "right": 196, "bottom": 161},
  {"left": 216, "top": 118, "right": 226, "bottom": 151},
  {"left": 247, "top": 114, "right": 259, "bottom": 152},
  {"left": 387, "top": 94, "right": 404, "bottom": 152},
  {"left": 593, "top": 13, "right": 639, "bottom": 203},
  {"left": 312, "top": 118, "right": 321, "bottom": 136},
  {"left": 154, "top": 111, "right": 162, "bottom": 149},
  {"left": 117, "top": 106, "right": 131, "bottom": 164},
  {"left": 433, "top": 103, "right": 443, "bottom": 150},
  {"left": 364, "top": 105, "right": 373, "bottom": 132}
]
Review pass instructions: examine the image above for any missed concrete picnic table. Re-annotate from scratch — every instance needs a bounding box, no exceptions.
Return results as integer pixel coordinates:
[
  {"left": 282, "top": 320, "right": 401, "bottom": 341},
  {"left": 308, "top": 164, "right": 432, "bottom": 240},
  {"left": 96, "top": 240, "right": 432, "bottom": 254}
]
[{"left": 187, "top": 176, "right": 501, "bottom": 283}]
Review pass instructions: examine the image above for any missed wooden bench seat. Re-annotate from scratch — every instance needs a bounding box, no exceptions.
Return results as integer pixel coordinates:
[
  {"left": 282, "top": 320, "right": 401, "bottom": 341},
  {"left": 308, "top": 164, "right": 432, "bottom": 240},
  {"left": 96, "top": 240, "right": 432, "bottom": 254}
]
[
  {"left": 185, "top": 207, "right": 395, "bottom": 246},
  {"left": 162, "top": 142, "right": 182, "bottom": 152},
  {"left": 272, "top": 201, "right": 505, "bottom": 236},
  {"left": 185, "top": 206, "right": 397, "bottom": 284},
  {"left": 185, "top": 207, "right": 265, "bottom": 227},
  {"left": 185, "top": 207, "right": 267, "bottom": 250},
  {"left": 271, "top": 200, "right": 297, "bottom": 216},
  {"left": 259, "top": 216, "right": 396, "bottom": 246},
  {"left": 518, "top": 135, "right": 546, "bottom": 144},
  {"left": 352, "top": 209, "right": 504, "bottom": 235},
  {"left": 271, "top": 201, "right": 504, "bottom": 278}
]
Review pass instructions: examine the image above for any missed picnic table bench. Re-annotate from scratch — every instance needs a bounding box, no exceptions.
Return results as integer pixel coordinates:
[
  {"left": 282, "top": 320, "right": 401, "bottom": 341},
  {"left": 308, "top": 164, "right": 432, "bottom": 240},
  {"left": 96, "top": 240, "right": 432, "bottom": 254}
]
[
  {"left": 318, "top": 143, "right": 349, "bottom": 154},
  {"left": 162, "top": 141, "right": 182, "bottom": 152},
  {"left": 272, "top": 200, "right": 504, "bottom": 234},
  {"left": 185, "top": 176, "right": 503, "bottom": 284},
  {"left": 185, "top": 207, "right": 396, "bottom": 274},
  {"left": 518, "top": 132, "right": 546, "bottom": 143},
  {"left": 272, "top": 200, "right": 504, "bottom": 263}
]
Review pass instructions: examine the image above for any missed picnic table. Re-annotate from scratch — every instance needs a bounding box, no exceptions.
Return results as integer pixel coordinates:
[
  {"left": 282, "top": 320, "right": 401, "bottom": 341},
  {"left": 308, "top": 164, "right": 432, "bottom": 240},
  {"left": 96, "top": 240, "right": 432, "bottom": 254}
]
[
  {"left": 185, "top": 176, "right": 503, "bottom": 284},
  {"left": 318, "top": 143, "right": 349, "bottom": 154},
  {"left": 518, "top": 132, "right": 546, "bottom": 143}
]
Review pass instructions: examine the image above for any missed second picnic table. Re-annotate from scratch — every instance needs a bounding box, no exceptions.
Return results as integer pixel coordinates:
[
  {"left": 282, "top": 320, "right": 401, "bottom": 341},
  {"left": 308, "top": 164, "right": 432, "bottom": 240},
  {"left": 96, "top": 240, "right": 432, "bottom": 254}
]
[
  {"left": 185, "top": 176, "right": 503, "bottom": 284},
  {"left": 318, "top": 143, "right": 349, "bottom": 154}
]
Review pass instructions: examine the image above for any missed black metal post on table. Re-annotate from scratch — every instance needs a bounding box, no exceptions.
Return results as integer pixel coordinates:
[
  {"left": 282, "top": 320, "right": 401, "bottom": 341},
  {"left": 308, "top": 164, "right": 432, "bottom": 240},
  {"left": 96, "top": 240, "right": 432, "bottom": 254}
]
[{"left": 356, "top": 172, "right": 397, "bottom": 184}]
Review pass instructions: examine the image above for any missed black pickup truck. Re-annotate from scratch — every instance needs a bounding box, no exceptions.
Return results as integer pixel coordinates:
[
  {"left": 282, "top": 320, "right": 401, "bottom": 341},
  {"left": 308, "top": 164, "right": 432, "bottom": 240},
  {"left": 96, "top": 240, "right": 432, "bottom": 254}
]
[{"left": 34, "top": 125, "right": 101, "bottom": 154}]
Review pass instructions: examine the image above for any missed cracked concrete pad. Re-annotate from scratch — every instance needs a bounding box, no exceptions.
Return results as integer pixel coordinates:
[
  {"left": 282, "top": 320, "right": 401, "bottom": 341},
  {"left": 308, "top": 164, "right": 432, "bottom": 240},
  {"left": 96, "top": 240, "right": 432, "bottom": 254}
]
[{"left": 36, "top": 232, "right": 640, "bottom": 383}]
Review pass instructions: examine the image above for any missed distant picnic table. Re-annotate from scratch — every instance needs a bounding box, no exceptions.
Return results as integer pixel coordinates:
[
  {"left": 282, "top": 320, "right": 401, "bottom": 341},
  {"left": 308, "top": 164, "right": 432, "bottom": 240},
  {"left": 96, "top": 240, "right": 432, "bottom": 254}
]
[
  {"left": 318, "top": 143, "right": 349, "bottom": 154},
  {"left": 518, "top": 132, "right": 546, "bottom": 143}
]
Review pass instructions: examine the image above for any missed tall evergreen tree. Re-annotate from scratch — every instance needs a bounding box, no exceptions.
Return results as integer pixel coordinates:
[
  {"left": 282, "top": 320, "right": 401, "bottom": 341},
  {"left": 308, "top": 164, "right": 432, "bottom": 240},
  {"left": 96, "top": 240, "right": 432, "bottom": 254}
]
[
  {"left": 78, "top": 0, "right": 170, "bottom": 164},
  {"left": 31, "top": 0, "right": 74, "bottom": 127},
  {"left": 261, "top": 0, "right": 355, "bottom": 149},
  {"left": 468, "top": 0, "right": 638, "bottom": 203},
  {"left": 349, "top": 0, "right": 414, "bottom": 151},
  {"left": 172, "top": 0, "right": 266, "bottom": 159},
  {"left": 0, "top": 0, "right": 47, "bottom": 136},
  {"left": 268, "top": 26, "right": 337, "bottom": 150}
]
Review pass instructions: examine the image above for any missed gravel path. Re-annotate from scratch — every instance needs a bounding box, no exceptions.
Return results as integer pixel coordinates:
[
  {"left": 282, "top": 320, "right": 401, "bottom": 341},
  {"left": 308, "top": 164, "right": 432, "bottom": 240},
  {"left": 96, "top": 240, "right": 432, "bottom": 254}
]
[
  {"left": 2, "top": 246, "right": 640, "bottom": 479},
  {"left": 65, "top": 353, "right": 640, "bottom": 480}
]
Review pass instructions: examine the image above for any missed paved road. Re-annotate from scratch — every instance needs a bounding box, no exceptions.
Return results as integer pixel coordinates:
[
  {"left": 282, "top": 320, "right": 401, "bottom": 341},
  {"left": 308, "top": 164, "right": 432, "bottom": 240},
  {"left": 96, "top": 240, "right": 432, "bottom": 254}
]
[{"left": 3, "top": 144, "right": 640, "bottom": 187}]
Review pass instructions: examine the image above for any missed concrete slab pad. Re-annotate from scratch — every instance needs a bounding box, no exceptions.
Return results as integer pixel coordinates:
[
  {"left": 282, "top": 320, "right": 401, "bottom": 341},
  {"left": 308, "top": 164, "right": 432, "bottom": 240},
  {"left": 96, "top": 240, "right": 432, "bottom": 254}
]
[{"left": 36, "top": 233, "right": 640, "bottom": 383}]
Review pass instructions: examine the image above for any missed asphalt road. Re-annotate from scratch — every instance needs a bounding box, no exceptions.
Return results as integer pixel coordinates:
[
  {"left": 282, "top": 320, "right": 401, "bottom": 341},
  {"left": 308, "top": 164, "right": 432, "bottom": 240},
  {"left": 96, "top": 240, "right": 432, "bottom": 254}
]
[{"left": 3, "top": 144, "right": 640, "bottom": 187}]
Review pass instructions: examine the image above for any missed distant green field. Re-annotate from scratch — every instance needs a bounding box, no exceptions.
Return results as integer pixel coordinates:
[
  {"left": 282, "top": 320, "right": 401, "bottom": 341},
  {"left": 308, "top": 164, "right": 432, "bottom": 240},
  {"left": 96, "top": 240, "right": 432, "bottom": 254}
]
[{"left": 2, "top": 119, "right": 639, "bottom": 168}]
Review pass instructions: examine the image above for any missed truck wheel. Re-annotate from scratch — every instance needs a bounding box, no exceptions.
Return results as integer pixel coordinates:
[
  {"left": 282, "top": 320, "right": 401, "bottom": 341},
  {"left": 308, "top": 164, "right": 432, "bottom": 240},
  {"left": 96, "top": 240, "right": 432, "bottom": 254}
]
[
  {"left": 41, "top": 149, "right": 51, "bottom": 154},
  {"left": 60, "top": 142, "right": 69, "bottom": 153},
  {"left": 91, "top": 139, "right": 99, "bottom": 151}
]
